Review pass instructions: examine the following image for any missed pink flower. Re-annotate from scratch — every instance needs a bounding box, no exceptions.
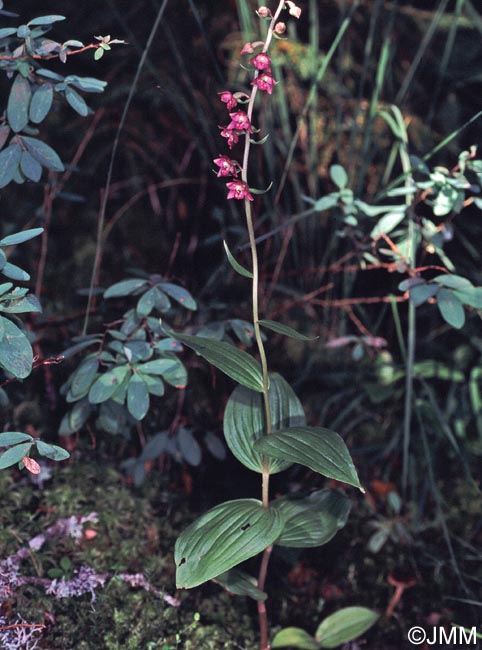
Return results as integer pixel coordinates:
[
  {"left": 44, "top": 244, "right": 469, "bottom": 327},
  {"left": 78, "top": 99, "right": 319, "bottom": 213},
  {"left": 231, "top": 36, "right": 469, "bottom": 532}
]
[
  {"left": 250, "top": 53, "right": 271, "bottom": 70},
  {"left": 257, "top": 6, "right": 272, "bottom": 18},
  {"left": 228, "top": 110, "right": 253, "bottom": 133},
  {"left": 252, "top": 71, "right": 276, "bottom": 94},
  {"left": 226, "top": 180, "right": 254, "bottom": 201},
  {"left": 219, "top": 126, "right": 239, "bottom": 149},
  {"left": 240, "top": 42, "right": 255, "bottom": 55},
  {"left": 218, "top": 91, "right": 237, "bottom": 110},
  {"left": 214, "top": 155, "right": 239, "bottom": 178}
]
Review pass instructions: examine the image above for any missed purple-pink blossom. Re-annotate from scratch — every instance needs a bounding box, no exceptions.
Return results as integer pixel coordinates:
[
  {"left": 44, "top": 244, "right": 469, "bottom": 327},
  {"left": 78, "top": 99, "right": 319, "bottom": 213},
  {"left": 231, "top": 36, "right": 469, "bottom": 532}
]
[
  {"left": 250, "top": 53, "right": 271, "bottom": 70},
  {"left": 219, "top": 126, "right": 239, "bottom": 149},
  {"left": 228, "top": 110, "right": 253, "bottom": 133},
  {"left": 226, "top": 181, "right": 254, "bottom": 201},
  {"left": 218, "top": 91, "right": 237, "bottom": 110},
  {"left": 214, "top": 155, "right": 239, "bottom": 178},
  {"left": 252, "top": 71, "right": 276, "bottom": 94}
]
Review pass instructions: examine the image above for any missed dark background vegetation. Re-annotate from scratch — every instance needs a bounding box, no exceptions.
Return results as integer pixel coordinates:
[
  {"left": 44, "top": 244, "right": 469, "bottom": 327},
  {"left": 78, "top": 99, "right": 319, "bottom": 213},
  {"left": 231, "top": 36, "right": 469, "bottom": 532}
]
[{"left": 1, "top": 1, "right": 482, "bottom": 648}]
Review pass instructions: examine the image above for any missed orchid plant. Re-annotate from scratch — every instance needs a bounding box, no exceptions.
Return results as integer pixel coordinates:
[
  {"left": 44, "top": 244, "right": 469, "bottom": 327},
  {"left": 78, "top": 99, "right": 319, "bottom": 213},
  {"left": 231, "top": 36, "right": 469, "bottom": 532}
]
[{"left": 170, "top": 3, "right": 377, "bottom": 649}]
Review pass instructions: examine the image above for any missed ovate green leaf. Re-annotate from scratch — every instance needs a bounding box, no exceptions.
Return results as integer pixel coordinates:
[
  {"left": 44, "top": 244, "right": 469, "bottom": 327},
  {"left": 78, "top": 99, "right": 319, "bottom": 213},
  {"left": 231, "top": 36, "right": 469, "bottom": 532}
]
[
  {"left": 273, "top": 489, "right": 351, "bottom": 548},
  {"left": 0, "top": 442, "right": 33, "bottom": 469},
  {"left": 7, "top": 75, "right": 31, "bottom": 133},
  {"left": 88, "top": 365, "right": 130, "bottom": 404},
  {"left": 36, "top": 440, "right": 70, "bottom": 461},
  {"left": 29, "top": 84, "right": 53, "bottom": 124},
  {"left": 0, "top": 228, "right": 43, "bottom": 247},
  {"left": 20, "top": 150, "right": 42, "bottom": 182},
  {"left": 65, "top": 87, "right": 89, "bottom": 116},
  {"left": 330, "top": 164, "right": 348, "bottom": 189},
  {"left": 0, "top": 431, "right": 33, "bottom": 446},
  {"left": 28, "top": 15, "right": 66, "bottom": 26},
  {"left": 254, "top": 426, "right": 363, "bottom": 491},
  {"left": 175, "top": 499, "right": 284, "bottom": 588},
  {"left": 0, "top": 144, "right": 22, "bottom": 188},
  {"left": 224, "top": 373, "right": 305, "bottom": 474},
  {"left": 104, "top": 278, "right": 148, "bottom": 298},
  {"left": 437, "top": 288, "right": 465, "bottom": 329},
  {"left": 214, "top": 569, "right": 267, "bottom": 601},
  {"left": 272, "top": 628, "right": 319, "bottom": 650},
  {"left": 0, "top": 318, "right": 33, "bottom": 379},
  {"left": 127, "top": 373, "right": 150, "bottom": 421},
  {"left": 158, "top": 283, "right": 197, "bottom": 310},
  {"left": 315, "top": 607, "right": 379, "bottom": 648},
  {"left": 21, "top": 136, "right": 64, "bottom": 172}
]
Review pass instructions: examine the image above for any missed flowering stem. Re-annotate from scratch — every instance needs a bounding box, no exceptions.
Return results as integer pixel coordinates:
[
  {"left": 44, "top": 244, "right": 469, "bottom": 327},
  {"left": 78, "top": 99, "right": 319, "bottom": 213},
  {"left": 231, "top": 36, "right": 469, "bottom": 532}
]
[{"left": 240, "top": 4, "right": 286, "bottom": 649}]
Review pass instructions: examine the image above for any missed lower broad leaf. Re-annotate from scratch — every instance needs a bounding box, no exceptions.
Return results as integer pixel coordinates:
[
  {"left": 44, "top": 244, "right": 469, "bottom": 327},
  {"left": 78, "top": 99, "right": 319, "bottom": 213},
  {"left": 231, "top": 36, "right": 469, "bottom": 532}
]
[
  {"left": 36, "top": 440, "right": 70, "bottom": 461},
  {"left": 273, "top": 489, "right": 351, "bottom": 548},
  {"left": 213, "top": 568, "right": 267, "bottom": 601},
  {"left": 253, "top": 426, "right": 363, "bottom": 492},
  {"left": 272, "top": 627, "right": 319, "bottom": 650},
  {"left": 127, "top": 373, "right": 150, "bottom": 420},
  {"left": 315, "top": 607, "right": 379, "bottom": 649},
  {"left": 175, "top": 499, "right": 284, "bottom": 589},
  {"left": 437, "top": 288, "right": 465, "bottom": 329}
]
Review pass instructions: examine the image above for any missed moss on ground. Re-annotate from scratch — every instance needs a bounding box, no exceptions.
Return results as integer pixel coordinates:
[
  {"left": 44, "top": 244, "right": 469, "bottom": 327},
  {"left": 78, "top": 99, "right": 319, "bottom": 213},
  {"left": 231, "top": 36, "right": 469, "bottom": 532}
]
[{"left": 0, "top": 462, "right": 257, "bottom": 649}]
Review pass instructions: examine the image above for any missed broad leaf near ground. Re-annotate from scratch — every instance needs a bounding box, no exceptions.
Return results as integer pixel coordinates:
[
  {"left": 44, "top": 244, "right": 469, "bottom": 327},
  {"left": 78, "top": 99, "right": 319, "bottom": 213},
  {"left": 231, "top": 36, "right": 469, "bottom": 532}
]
[
  {"left": 175, "top": 499, "right": 284, "bottom": 588},
  {"left": 254, "top": 426, "right": 363, "bottom": 491},
  {"left": 36, "top": 440, "right": 70, "bottom": 461},
  {"left": 437, "top": 288, "right": 465, "bottom": 329},
  {"left": 224, "top": 372, "right": 305, "bottom": 474},
  {"left": 7, "top": 75, "right": 31, "bottom": 133},
  {"left": 273, "top": 489, "right": 351, "bottom": 548},
  {"left": 272, "top": 628, "right": 319, "bottom": 649},
  {"left": 315, "top": 607, "right": 379, "bottom": 648},
  {"left": 127, "top": 373, "right": 150, "bottom": 420},
  {"left": 214, "top": 568, "right": 267, "bottom": 601},
  {"left": 0, "top": 432, "right": 33, "bottom": 446},
  {"left": 0, "top": 442, "right": 33, "bottom": 469},
  {"left": 88, "top": 365, "right": 130, "bottom": 404},
  {"left": 21, "top": 136, "right": 64, "bottom": 172}
]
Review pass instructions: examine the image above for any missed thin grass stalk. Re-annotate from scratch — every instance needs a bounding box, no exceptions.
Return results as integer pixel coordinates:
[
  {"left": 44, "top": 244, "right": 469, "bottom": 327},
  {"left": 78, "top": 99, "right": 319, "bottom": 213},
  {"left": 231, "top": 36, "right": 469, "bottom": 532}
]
[
  {"left": 427, "top": 0, "right": 466, "bottom": 123},
  {"left": 82, "top": 0, "right": 169, "bottom": 335},
  {"left": 274, "top": 5, "right": 358, "bottom": 205},
  {"left": 395, "top": 0, "right": 450, "bottom": 106}
]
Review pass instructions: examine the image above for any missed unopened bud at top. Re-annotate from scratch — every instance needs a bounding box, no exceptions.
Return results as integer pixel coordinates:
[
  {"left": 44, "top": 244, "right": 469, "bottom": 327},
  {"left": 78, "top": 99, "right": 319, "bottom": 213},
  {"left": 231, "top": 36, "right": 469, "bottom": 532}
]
[{"left": 257, "top": 6, "right": 272, "bottom": 18}]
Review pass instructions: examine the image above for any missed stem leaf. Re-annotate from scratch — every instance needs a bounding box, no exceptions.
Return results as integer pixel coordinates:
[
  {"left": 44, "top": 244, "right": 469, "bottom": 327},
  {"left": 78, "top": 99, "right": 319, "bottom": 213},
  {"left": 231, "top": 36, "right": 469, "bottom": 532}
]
[
  {"left": 175, "top": 499, "right": 284, "bottom": 588},
  {"left": 258, "top": 319, "right": 317, "bottom": 341},
  {"left": 223, "top": 240, "right": 253, "bottom": 279},
  {"left": 254, "top": 426, "right": 364, "bottom": 491}
]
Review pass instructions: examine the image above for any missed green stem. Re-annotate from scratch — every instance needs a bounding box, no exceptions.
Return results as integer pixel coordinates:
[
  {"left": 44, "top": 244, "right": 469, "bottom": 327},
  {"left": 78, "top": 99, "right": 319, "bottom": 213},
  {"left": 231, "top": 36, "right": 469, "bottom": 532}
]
[{"left": 239, "top": 5, "right": 286, "bottom": 649}]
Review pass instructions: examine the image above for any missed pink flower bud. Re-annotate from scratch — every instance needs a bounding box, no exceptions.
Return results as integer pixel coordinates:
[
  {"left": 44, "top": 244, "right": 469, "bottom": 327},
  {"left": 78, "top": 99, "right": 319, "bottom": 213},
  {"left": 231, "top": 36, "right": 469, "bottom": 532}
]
[
  {"left": 257, "top": 6, "right": 272, "bottom": 18},
  {"left": 240, "top": 42, "right": 255, "bottom": 55},
  {"left": 286, "top": 1, "right": 302, "bottom": 18},
  {"left": 275, "top": 22, "right": 286, "bottom": 34}
]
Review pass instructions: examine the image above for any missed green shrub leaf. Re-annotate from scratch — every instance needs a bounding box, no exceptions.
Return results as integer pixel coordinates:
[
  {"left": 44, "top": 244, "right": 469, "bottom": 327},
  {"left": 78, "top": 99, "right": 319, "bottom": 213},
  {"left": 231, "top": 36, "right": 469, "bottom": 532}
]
[
  {"left": 20, "top": 150, "right": 42, "bottom": 182},
  {"left": 158, "top": 283, "right": 197, "bottom": 310},
  {"left": 0, "top": 317, "right": 33, "bottom": 379},
  {"left": 127, "top": 374, "right": 150, "bottom": 420},
  {"left": 0, "top": 144, "right": 22, "bottom": 188},
  {"left": 254, "top": 426, "right": 363, "bottom": 491},
  {"left": 315, "top": 607, "right": 379, "bottom": 648},
  {"left": 175, "top": 499, "right": 284, "bottom": 588},
  {"left": 7, "top": 75, "right": 31, "bottom": 133},
  {"left": 88, "top": 365, "right": 130, "bottom": 403},
  {"left": 29, "top": 84, "right": 53, "bottom": 124},
  {"left": 437, "top": 288, "right": 465, "bottom": 329},
  {"left": 0, "top": 442, "right": 33, "bottom": 469},
  {"left": 224, "top": 373, "right": 305, "bottom": 473},
  {"left": 0, "top": 432, "right": 34, "bottom": 446},
  {"left": 36, "top": 440, "right": 70, "bottom": 461},
  {"left": 65, "top": 87, "right": 89, "bottom": 116},
  {"left": 21, "top": 136, "right": 64, "bottom": 172},
  {"left": 273, "top": 489, "right": 351, "bottom": 548},
  {"left": 104, "top": 278, "right": 148, "bottom": 298}
]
